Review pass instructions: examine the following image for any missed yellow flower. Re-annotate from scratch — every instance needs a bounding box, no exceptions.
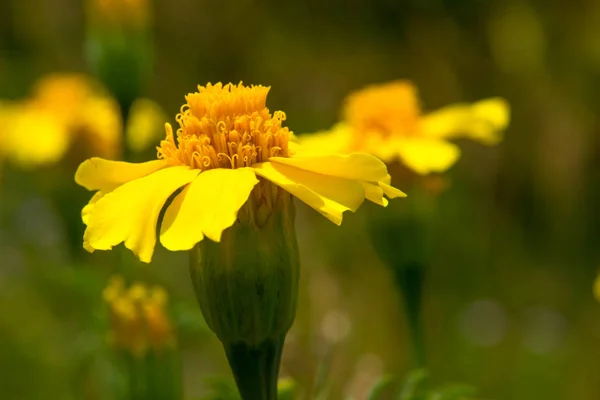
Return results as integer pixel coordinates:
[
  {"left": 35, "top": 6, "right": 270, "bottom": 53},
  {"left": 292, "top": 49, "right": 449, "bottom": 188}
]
[
  {"left": 76, "top": 82, "right": 405, "bottom": 263},
  {"left": 2, "top": 74, "right": 122, "bottom": 168},
  {"left": 300, "top": 80, "right": 510, "bottom": 175},
  {"left": 103, "top": 275, "right": 175, "bottom": 355}
]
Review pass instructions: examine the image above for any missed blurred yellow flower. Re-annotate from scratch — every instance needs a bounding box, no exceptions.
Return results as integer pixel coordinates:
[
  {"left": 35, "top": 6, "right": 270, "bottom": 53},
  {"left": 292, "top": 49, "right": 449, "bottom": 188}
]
[
  {"left": 2, "top": 74, "right": 122, "bottom": 168},
  {"left": 126, "top": 98, "right": 168, "bottom": 153},
  {"left": 103, "top": 275, "right": 175, "bottom": 355},
  {"left": 88, "top": 0, "right": 151, "bottom": 29},
  {"left": 0, "top": 74, "right": 169, "bottom": 171},
  {"left": 76, "top": 82, "right": 405, "bottom": 262},
  {"left": 300, "top": 80, "right": 510, "bottom": 175}
]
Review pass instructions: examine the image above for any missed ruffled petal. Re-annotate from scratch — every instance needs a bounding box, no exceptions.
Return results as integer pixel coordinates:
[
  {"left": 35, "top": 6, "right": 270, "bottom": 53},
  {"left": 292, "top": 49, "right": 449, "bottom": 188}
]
[
  {"left": 360, "top": 178, "right": 407, "bottom": 207},
  {"left": 160, "top": 168, "right": 259, "bottom": 249},
  {"left": 396, "top": 137, "right": 461, "bottom": 175},
  {"left": 82, "top": 191, "right": 106, "bottom": 225},
  {"left": 379, "top": 181, "right": 407, "bottom": 199},
  {"left": 84, "top": 166, "right": 199, "bottom": 263},
  {"left": 252, "top": 161, "right": 364, "bottom": 225},
  {"left": 421, "top": 97, "right": 509, "bottom": 145},
  {"left": 360, "top": 181, "right": 388, "bottom": 206},
  {"left": 75, "top": 157, "right": 168, "bottom": 191},
  {"left": 270, "top": 152, "right": 388, "bottom": 182}
]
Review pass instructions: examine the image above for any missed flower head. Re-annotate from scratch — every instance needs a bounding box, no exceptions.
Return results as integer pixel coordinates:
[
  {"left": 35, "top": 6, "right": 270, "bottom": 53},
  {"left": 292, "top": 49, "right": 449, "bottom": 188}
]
[
  {"left": 103, "top": 275, "right": 175, "bottom": 355},
  {"left": 1, "top": 74, "right": 169, "bottom": 171},
  {"left": 300, "top": 80, "right": 510, "bottom": 175},
  {"left": 2, "top": 74, "right": 122, "bottom": 168},
  {"left": 76, "top": 82, "right": 405, "bottom": 263}
]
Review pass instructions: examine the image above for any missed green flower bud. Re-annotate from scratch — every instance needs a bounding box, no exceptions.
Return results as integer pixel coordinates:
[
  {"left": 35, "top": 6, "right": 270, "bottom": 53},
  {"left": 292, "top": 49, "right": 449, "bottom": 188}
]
[{"left": 189, "top": 180, "right": 300, "bottom": 400}]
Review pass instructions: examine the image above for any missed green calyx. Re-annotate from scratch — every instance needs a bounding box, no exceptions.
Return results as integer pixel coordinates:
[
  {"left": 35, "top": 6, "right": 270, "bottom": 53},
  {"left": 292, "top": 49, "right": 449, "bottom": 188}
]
[{"left": 189, "top": 181, "right": 300, "bottom": 400}]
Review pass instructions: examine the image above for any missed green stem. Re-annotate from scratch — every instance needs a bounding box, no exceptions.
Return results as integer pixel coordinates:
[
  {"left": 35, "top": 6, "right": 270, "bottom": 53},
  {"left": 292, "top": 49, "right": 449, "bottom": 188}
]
[
  {"left": 394, "top": 261, "right": 425, "bottom": 368},
  {"left": 125, "top": 353, "right": 147, "bottom": 400},
  {"left": 224, "top": 337, "right": 284, "bottom": 400},
  {"left": 119, "top": 99, "right": 133, "bottom": 162}
]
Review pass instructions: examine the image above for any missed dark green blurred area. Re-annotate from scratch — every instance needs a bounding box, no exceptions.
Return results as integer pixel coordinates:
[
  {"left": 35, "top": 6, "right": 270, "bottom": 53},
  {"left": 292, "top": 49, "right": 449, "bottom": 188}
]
[{"left": 2, "top": 0, "right": 600, "bottom": 399}]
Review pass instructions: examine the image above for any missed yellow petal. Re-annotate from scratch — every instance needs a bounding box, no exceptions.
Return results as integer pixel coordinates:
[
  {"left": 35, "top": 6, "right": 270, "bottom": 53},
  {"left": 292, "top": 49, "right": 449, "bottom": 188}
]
[
  {"left": 160, "top": 168, "right": 259, "bottom": 249},
  {"left": 396, "top": 137, "right": 461, "bottom": 175},
  {"left": 360, "top": 181, "right": 388, "bottom": 207},
  {"left": 84, "top": 166, "right": 198, "bottom": 263},
  {"left": 360, "top": 179, "right": 407, "bottom": 207},
  {"left": 82, "top": 191, "right": 106, "bottom": 225},
  {"left": 421, "top": 97, "right": 510, "bottom": 145},
  {"left": 296, "top": 123, "right": 354, "bottom": 154},
  {"left": 270, "top": 152, "right": 388, "bottom": 182},
  {"left": 252, "top": 161, "right": 364, "bottom": 225},
  {"left": 75, "top": 158, "right": 168, "bottom": 191},
  {"left": 379, "top": 181, "right": 407, "bottom": 199},
  {"left": 365, "top": 135, "right": 403, "bottom": 164}
]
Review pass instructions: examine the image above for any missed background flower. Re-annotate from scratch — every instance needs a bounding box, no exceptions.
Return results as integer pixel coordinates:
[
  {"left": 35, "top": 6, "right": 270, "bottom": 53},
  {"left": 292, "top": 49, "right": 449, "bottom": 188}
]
[{"left": 300, "top": 81, "right": 509, "bottom": 175}]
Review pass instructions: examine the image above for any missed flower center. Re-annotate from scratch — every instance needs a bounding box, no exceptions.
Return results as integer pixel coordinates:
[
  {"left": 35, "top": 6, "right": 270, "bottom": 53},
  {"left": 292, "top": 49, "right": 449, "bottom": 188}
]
[
  {"left": 157, "top": 83, "right": 291, "bottom": 171},
  {"left": 344, "top": 80, "right": 421, "bottom": 142}
]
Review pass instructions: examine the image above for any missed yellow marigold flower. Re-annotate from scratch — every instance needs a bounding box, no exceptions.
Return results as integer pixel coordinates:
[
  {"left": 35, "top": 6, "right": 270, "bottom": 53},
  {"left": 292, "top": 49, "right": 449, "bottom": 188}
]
[
  {"left": 76, "top": 82, "right": 405, "bottom": 263},
  {"left": 300, "top": 80, "right": 510, "bottom": 175},
  {"left": 103, "top": 275, "right": 175, "bottom": 356},
  {"left": 2, "top": 74, "right": 122, "bottom": 168}
]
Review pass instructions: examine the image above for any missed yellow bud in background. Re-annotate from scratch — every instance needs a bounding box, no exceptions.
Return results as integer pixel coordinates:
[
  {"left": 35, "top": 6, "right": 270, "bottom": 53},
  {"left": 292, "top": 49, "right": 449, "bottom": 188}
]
[
  {"left": 126, "top": 98, "right": 168, "bottom": 153},
  {"left": 103, "top": 276, "right": 176, "bottom": 357}
]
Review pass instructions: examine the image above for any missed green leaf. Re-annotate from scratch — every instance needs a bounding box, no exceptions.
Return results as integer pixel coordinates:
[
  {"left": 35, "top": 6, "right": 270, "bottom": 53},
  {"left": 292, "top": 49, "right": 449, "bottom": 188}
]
[
  {"left": 398, "top": 369, "right": 429, "bottom": 400},
  {"left": 367, "top": 375, "right": 395, "bottom": 400},
  {"left": 201, "top": 376, "right": 240, "bottom": 400},
  {"left": 278, "top": 377, "right": 297, "bottom": 400},
  {"left": 425, "top": 383, "right": 478, "bottom": 400}
]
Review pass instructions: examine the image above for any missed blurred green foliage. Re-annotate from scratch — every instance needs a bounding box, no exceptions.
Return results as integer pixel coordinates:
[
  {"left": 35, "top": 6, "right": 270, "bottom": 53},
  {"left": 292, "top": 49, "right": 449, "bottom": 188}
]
[{"left": 2, "top": 0, "right": 600, "bottom": 399}]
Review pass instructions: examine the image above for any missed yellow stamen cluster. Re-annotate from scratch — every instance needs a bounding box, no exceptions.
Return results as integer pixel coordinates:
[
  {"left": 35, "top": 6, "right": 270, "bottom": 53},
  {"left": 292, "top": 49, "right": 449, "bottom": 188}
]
[
  {"left": 157, "top": 82, "right": 291, "bottom": 171},
  {"left": 344, "top": 80, "right": 421, "bottom": 139},
  {"left": 103, "top": 276, "right": 175, "bottom": 356}
]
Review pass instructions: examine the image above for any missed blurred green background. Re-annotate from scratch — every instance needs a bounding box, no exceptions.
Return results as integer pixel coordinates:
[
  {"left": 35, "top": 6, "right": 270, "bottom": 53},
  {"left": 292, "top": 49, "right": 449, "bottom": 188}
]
[{"left": 2, "top": 0, "right": 600, "bottom": 399}]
